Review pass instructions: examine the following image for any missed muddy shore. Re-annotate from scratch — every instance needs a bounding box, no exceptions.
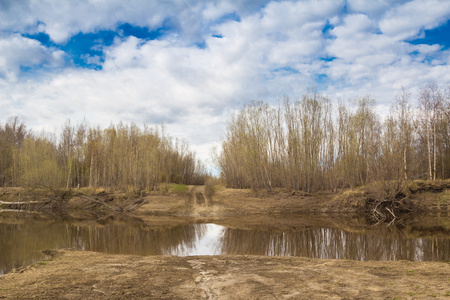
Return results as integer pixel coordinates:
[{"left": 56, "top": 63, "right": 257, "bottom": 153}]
[{"left": 1, "top": 250, "right": 449, "bottom": 299}]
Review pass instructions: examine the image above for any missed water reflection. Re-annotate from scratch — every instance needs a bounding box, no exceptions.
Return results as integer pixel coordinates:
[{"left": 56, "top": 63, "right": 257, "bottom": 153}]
[
  {"left": 168, "top": 224, "right": 222, "bottom": 256},
  {"left": 219, "top": 227, "right": 449, "bottom": 261},
  {"left": 0, "top": 214, "right": 205, "bottom": 275},
  {"left": 0, "top": 212, "right": 449, "bottom": 276}
]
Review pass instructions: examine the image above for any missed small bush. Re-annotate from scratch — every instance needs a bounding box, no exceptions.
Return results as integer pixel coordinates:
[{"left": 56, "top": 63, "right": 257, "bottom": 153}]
[{"left": 168, "top": 184, "right": 189, "bottom": 193}]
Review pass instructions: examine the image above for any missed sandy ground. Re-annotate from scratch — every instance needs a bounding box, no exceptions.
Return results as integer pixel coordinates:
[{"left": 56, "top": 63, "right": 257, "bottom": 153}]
[{"left": 0, "top": 249, "right": 448, "bottom": 299}]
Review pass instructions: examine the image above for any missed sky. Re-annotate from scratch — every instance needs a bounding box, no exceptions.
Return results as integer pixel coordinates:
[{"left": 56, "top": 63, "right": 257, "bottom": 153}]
[{"left": 1, "top": 0, "right": 450, "bottom": 172}]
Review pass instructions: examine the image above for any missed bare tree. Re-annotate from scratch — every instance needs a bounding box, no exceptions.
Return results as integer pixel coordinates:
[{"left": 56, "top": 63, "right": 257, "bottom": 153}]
[
  {"left": 418, "top": 82, "right": 444, "bottom": 180},
  {"left": 393, "top": 87, "right": 414, "bottom": 180}
]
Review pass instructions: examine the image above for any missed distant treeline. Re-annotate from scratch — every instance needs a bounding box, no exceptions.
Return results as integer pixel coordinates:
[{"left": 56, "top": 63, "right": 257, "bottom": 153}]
[
  {"left": 0, "top": 119, "right": 207, "bottom": 190},
  {"left": 217, "top": 83, "right": 450, "bottom": 192}
]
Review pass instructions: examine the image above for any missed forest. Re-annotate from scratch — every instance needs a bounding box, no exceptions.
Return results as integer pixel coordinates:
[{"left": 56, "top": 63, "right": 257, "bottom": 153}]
[
  {"left": 1, "top": 82, "right": 449, "bottom": 195},
  {"left": 217, "top": 83, "right": 450, "bottom": 193},
  {"left": 0, "top": 119, "right": 207, "bottom": 191}
]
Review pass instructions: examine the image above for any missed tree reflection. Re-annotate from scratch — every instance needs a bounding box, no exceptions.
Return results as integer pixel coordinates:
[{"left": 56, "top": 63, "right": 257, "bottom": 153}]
[
  {"left": 219, "top": 226, "right": 449, "bottom": 261},
  {"left": 0, "top": 213, "right": 204, "bottom": 275},
  {"left": 1, "top": 213, "right": 449, "bottom": 276}
]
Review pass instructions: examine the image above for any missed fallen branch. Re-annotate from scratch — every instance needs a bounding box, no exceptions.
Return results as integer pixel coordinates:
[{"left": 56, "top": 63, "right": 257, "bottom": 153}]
[
  {"left": 77, "top": 194, "right": 122, "bottom": 212},
  {"left": 0, "top": 200, "right": 42, "bottom": 205},
  {"left": 385, "top": 207, "right": 396, "bottom": 219},
  {"left": 0, "top": 208, "right": 39, "bottom": 213}
]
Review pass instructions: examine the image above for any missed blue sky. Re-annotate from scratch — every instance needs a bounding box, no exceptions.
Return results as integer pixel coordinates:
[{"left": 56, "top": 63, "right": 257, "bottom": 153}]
[{"left": 1, "top": 0, "right": 450, "bottom": 169}]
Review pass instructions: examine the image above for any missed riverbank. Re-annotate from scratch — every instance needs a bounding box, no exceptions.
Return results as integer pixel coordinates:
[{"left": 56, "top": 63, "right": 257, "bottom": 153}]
[
  {"left": 135, "top": 180, "right": 450, "bottom": 217},
  {"left": 1, "top": 180, "right": 449, "bottom": 217},
  {"left": 0, "top": 249, "right": 448, "bottom": 299}
]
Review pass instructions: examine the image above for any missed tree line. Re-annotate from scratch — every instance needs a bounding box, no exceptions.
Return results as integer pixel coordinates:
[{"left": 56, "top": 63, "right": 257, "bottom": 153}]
[
  {"left": 0, "top": 119, "right": 207, "bottom": 191},
  {"left": 216, "top": 83, "right": 450, "bottom": 192}
]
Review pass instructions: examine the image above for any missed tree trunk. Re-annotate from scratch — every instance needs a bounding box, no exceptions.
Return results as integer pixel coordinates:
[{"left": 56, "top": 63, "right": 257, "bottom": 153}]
[
  {"left": 403, "top": 147, "right": 408, "bottom": 180},
  {"left": 89, "top": 152, "right": 95, "bottom": 189},
  {"left": 426, "top": 113, "right": 432, "bottom": 180},
  {"left": 66, "top": 159, "right": 72, "bottom": 189},
  {"left": 433, "top": 122, "right": 437, "bottom": 181}
]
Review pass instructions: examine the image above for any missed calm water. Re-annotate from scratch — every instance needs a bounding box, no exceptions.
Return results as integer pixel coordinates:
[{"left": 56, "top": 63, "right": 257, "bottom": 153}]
[{"left": 1, "top": 212, "right": 449, "bottom": 275}]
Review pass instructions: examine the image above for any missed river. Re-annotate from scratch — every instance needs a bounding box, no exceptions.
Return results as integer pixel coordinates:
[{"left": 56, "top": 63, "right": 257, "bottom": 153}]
[{"left": 1, "top": 211, "right": 449, "bottom": 276}]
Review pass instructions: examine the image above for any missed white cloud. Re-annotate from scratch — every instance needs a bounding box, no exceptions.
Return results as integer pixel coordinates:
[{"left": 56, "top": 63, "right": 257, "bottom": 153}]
[
  {"left": 0, "top": 34, "right": 65, "bottom": 81},
  {"left": 380, "top": 0, "right": 450, "bottom": 40},
  {"left": 0, "top": 0, "right": 172, "bottom": 43},
  {"left": 0, "top": 0, "right": 270, "bottom": 45},
  {"left": 347, "top": 0, "right": 409, "bottom": 17},
  {"left": 322, "top": 6, "right": 450, "bottom": 104},
  {"left": 203, "top": 1, "right": 236, "bottom": 20}
]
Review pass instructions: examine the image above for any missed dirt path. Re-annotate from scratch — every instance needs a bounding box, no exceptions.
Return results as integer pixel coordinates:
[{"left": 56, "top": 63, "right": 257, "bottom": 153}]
[
  {"left": 183, "top": 185, "right": 220, "bottom": 217},
  {"left": 188, "top": 185, "right": 209, "bottom": 207},
  {"left": 188, "top": 259, "right": 219, "bottom": 299},
  {"left": 0, "top": 250, "right": 448, "bottom": 299}
]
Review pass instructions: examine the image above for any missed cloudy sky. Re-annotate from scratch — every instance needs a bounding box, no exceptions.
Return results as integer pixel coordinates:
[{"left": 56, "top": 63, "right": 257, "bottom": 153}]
[{"left": 1, "top": 0, "right": 450, "bottom": 170}]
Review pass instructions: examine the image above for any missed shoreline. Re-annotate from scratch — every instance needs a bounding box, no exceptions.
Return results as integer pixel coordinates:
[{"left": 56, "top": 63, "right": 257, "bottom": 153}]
[
  {"left": 2, "top": 180, "right": 449, "bottom": 218},
  {"left": 0, "top": 180, "right": 450, "bottom": 217}
]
